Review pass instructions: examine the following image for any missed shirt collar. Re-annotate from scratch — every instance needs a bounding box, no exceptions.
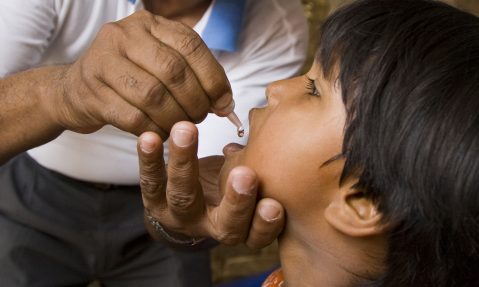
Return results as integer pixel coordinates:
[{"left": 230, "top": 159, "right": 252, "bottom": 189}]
[
  {"left": 129, "top": 0, "right": 245, "bottom": 52},
  {"left": 200, "top": 0, "right": 246, "bottom": 52}
]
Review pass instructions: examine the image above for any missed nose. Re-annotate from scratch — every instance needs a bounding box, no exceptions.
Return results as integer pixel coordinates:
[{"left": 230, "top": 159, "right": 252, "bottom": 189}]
[
  {"left": 265, "top": 77, "right": 300, "bottom": 107},
  {"left": 265, "top": 79, "right": 286, "bottom": 106}
]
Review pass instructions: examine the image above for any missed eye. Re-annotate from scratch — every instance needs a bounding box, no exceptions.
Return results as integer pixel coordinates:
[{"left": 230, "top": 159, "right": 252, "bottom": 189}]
[{"left": 306, "top": 77, "right": 320, "bottom": 97}]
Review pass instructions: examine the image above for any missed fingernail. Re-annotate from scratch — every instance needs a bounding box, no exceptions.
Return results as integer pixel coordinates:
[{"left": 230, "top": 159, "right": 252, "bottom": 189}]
[
  {"left": 259, "top": 204, "right": 281, "bottom": 222},
  {"left": 231, "top": 173, "right": 256, "bottom": 195},
  {"left": 172, "top": 129, "right": 194, "bottom": 147},
  {"left": 140, "top": 134, "right": 157, "bottom": 153}
]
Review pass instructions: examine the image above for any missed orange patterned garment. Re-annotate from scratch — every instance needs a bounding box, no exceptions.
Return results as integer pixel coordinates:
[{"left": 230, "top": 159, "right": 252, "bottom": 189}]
[{"left": 261, "top": 268, "right": 284, "bottom": 287}]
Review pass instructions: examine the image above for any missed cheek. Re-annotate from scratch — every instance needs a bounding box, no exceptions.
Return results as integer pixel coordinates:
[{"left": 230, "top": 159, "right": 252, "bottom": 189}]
[
  {"left": 243, "top": 130, "right": 329, "bottom": 204},
  {"left": 242, "top": 110, "right": 344, "bottom": 217}
]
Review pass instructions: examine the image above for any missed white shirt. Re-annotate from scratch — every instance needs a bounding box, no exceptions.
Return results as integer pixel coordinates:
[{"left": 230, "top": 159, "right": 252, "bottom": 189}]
[{"left": 0, "top": 0, "right": 308, "bottom": 184}]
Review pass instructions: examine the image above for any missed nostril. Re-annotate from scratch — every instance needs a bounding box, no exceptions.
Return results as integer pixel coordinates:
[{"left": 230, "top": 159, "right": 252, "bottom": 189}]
[
  {"left": 266, "top": 93, "right": 279, "bottom": 107},
  {"left": 265, "top": 90, "right": 276, "bottom": 106}
]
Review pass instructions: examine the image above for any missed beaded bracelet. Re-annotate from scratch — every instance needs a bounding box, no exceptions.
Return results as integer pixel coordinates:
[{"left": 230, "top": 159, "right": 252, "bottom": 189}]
[{"left": 145, "top": 211, "right": 206, "bottom": 246}]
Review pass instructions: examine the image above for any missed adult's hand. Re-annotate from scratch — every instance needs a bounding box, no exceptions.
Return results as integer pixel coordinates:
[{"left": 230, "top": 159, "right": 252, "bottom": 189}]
[
  {"left": 0, "top": 10, "right": 232, "bottom": 164},
  {"left": 137, "top": 121, "right": 285, "bottom": 249},
  {"left": 52, "top": 10, "right": 233, "bottom": 139}
]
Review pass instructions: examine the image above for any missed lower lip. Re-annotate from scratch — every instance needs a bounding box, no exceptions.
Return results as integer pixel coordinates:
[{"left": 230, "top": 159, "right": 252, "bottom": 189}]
[{"left": 222, "top": 143, "right": 245, "bottom": 157}]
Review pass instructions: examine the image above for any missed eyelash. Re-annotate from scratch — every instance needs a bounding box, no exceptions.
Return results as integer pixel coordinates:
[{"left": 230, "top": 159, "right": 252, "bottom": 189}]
[{"left": 306, "top": 77, "right": 320, "bottom": 97}]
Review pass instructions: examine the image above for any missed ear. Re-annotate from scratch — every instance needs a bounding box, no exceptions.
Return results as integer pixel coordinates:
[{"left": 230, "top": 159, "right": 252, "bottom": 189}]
[{"left": 324, "top": 180, "right": 385, "bottom": 237}]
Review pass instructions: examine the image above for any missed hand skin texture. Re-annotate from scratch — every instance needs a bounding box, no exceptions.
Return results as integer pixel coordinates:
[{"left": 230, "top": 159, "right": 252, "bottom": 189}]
[
  {"left": 0, "top": 10, "right": 233, "bottom": 164},
  {"left": 137, "top": 122, "right": 286, "bottom": 249}
]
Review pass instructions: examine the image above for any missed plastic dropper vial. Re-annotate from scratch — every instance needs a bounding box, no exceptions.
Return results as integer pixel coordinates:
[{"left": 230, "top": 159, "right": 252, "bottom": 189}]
[{"left": 226, "top": 111, "right": 244, "bottom": 137}]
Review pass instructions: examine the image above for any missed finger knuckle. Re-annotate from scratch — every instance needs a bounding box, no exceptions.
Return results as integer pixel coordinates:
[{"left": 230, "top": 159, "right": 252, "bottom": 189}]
[
  {"left": 138, "top": 80, "right": 166, "bottom": 106},
  {"left": 144, "top": 83, "right": 171, "bottom": 108},
  {"left": 167, "top": 191, "right": 196, "bottom": 211},
  {"left": 140, "top": 175, "right": 166, "bottom": 199},
  {"left": 156, "top": 52, "right": 186, "bottom": 83},
  {"left": 166, "top": 63, "right": 187, "bottom": 87},
  {"left": 176, "top": 26, "right": 204, "bottom": 57},
  {"left": 99, "top": 22, "right": 124, "bottom": 39},
  {"left": 119, "top": 73, "right": 140, "bottom": 91},
  {"left": 127, "top": 10, "right": 155, "bottom": 28},
  {"left": 122, "top": 110, "right": 149, "bottom": 131}
]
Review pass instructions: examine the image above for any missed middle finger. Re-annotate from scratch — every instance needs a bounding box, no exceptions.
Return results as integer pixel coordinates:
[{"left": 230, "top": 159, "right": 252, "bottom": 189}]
[{"left": 125, "top": 30, "right": 210, "bottom": 123}]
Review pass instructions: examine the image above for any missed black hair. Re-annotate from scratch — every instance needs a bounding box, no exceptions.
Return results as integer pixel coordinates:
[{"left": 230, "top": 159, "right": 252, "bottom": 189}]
[{"left": 317, "top": 0, "right": 479, "bottom": 286}]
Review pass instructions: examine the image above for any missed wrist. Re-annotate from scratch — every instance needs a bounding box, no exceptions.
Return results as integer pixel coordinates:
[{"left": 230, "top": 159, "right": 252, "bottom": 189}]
[
  {"left": 39, "top": 65, "right": 71, "bottom": 132},
  {"left": 0, "top": 66, "right": 68, "bottom": 162},
  {"left": 144, "top": 209, "right": 210, "bottom": 250}
]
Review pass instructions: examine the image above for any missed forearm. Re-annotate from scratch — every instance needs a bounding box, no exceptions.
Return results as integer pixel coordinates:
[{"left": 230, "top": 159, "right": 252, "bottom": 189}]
[{"left": 0, "top": 66, "right": 67, "bottom": 164}]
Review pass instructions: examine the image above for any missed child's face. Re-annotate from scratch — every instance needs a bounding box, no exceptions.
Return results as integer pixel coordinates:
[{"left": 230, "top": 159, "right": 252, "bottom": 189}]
[{"left": 221, "top": 62, "right": 347, "bottom": 238}]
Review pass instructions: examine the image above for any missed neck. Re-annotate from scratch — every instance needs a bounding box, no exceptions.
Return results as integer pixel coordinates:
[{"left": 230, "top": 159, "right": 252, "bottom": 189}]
[
  {"left": 279, "top": 240, "right": 353, "bottom": 287},
  {"left": 143, "top": 0, "right": 212, "bottom": 28},
  {"left": 277, "top": 225, "right": 385, "bottom": 287}
]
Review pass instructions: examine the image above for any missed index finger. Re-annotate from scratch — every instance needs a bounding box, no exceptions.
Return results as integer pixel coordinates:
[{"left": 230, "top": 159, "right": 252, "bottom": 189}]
[
  {"left": 150, "top": 16, "right": 234, "bottom": 116},
  {"left": 137, "top": 132, "right": 167, "bottom": 209}
]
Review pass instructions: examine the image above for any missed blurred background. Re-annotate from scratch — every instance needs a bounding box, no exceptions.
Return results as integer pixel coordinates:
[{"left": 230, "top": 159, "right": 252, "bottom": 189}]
[{"left": 211, "top": 0, "right": 479, "bottom": 285}]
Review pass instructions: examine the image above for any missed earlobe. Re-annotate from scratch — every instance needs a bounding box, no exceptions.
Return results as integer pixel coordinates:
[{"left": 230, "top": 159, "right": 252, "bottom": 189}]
[{"left": 324, "top": 183, "right": 385, "bottom": 237}]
